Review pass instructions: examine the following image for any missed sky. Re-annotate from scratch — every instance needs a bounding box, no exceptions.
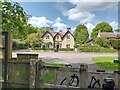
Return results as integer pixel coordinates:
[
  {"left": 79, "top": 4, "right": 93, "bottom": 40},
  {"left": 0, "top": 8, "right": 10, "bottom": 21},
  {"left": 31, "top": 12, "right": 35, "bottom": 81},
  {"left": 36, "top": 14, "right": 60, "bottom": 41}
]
[{"left": 19, "top": 1, "right": 118, "bottom": 35}]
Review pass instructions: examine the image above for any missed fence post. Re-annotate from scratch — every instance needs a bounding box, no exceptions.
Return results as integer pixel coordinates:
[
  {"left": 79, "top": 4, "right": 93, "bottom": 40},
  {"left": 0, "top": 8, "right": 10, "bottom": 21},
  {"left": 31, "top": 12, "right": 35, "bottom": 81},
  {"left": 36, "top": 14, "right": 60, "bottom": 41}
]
[
  {"left": 79, "top": 64, "right": 88, "bottom": 88},
  {"left": 35, "top": 60, "right": 44, "bottom": 89},
  {"left": 29, "top": 59, "right": 36, "bottom": 88}
]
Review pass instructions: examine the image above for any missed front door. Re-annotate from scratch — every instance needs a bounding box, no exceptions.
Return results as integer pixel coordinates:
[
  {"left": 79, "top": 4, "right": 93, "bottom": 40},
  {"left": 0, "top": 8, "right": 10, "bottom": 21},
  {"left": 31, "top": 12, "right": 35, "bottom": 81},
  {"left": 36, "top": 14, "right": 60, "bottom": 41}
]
[{"left": 57, "top": 44, "right": 59, "bottom": 49}]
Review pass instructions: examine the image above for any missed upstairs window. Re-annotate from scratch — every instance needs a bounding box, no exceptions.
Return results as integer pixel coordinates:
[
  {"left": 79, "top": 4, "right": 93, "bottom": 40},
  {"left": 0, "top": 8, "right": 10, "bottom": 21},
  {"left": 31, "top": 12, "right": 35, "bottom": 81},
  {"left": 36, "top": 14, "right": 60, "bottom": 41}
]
[
  {"left": 66, "top": 44, "right": 70, "bottom": 48},
  {"left": 46, "top": 35, "right": 49, "bottom": 39},
  {"left": 57, "top": 35, "right": 59, "bottom": 39},
  {"left": 66, "top": 35, "right": 70, "bottom": 39}
]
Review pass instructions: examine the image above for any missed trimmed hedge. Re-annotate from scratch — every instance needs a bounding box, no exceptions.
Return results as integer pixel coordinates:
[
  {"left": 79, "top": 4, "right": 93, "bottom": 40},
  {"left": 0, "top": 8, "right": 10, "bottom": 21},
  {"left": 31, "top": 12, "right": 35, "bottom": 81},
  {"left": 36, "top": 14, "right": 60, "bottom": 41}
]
[
  {"left": 32, "top": 47, "right": 74, "bottom": 51},
  {"left": 59, "top": 48, "right": 74, "bottom": 51},
  {"left": 78, "top": 44, "right": 116, "bottom": 53},
  {"left": 32, "top": 47, "right": 54, "bottom": 51}
]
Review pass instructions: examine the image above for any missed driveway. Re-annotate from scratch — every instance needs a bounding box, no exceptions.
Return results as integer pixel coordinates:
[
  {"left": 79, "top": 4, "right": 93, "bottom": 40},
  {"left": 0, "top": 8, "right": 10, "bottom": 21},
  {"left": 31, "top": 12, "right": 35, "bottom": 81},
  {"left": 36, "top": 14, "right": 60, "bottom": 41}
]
[
  {"left": 12, "top": 51, "right": 117, "bottom": 64},
  {"left": 12, "top": 51, "right": 117, "bottom": 71}
]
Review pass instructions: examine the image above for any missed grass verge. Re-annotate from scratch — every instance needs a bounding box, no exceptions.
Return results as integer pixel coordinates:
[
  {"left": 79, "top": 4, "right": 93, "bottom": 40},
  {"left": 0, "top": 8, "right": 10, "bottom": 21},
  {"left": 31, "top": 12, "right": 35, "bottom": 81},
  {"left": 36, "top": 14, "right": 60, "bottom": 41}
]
[{"left": 92, "top": 56, "right": 119, "bottom": 70}]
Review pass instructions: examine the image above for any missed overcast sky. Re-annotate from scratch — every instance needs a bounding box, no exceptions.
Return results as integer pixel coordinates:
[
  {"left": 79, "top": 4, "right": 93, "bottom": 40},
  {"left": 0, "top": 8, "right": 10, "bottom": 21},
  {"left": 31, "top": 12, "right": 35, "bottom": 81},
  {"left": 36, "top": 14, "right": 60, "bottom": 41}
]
[{"left": 19, "top": 1, "right": 118, "bottom": 34}]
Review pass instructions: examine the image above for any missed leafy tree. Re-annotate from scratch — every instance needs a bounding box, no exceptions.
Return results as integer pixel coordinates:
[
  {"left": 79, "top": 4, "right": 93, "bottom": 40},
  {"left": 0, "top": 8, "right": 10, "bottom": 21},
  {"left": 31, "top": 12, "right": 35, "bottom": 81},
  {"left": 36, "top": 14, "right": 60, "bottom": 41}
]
[
  {"left": 2, "top": 2, "right": 31, "bottom": 39},
  {"left": 95, "top": 37, "right": 110, "bottom": 48},
  {"left": 91, "top": 22, "right": 113, "bottom": 38},
  {"left": 74, "top": 24, "right": 89, "bottom": 45},
  {"left": 25, "top": 32, "right": 43, "bottom": 48}
]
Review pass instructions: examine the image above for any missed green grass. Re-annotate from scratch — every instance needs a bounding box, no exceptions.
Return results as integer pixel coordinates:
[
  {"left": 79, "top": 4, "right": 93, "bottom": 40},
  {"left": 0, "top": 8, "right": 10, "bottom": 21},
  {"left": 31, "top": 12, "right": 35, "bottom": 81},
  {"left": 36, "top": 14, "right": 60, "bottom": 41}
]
[
  {"left": 44, "top": 62, "right": 64, "bottom": 84},
  {"left": 92, "top": 56, "right": 119, "bottom": 70},
  {"left": 45, "top": 62, "right": 64, "bottom": 67}
]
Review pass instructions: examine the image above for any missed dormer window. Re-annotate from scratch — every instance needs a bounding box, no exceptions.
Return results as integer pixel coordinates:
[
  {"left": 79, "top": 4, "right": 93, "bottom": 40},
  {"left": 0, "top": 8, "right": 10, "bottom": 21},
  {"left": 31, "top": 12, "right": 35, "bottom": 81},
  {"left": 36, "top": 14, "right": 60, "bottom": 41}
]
[
  {"left": 46, "top": 35, "right": 49, "bottom": 39},
  {"left": 66, "top": 35, "right": 70, "bottom": 39}
]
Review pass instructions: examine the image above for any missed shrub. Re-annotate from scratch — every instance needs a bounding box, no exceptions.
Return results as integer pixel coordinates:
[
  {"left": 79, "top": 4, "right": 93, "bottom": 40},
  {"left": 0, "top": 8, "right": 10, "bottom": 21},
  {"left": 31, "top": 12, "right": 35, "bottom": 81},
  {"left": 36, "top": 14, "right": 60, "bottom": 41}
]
[
  {"left": 95, "top": 37, "right": 110, "bottom": 48},
  {"left": 109, "top": 39, "right": 120, "bottom": 49},
  {"left": 59, "top": 48, "right": 74, "bottom": 51},
  {"left": 12, "top": 39, "right": 28, "bottom": 50},
  {"left": 32, "top": 47, "right": 54, "bottom": 51},
  {"left": 78, "top": 44, "right": 116, "bottom": 53}
]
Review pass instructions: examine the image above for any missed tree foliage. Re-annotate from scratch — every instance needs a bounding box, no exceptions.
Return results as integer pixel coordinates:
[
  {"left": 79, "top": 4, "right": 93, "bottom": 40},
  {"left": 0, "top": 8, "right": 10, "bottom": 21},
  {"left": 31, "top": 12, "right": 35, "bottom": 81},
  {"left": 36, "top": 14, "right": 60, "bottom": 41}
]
[
  {"left": 2, "top": 2, "right": 37, "bottom": 39},
  {"left": 95, "top": 37, "right": 110, "bottom": 48},
  {"left": 91, "top": 22, "right": 113, "bottom": 38},
  {"left": 25, "top": 32, "right": 43, "bottom": 48},
  {"left": 74, "top": 24, "right": 89, "bottom": 45}
]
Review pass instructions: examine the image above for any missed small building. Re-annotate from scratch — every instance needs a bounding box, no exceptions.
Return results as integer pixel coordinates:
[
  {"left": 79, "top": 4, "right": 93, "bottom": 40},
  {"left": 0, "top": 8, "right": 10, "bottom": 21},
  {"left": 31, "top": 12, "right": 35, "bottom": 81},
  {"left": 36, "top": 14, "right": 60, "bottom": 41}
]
[{"left": 41, "top": 28, "right": 74, "bottom": 49}]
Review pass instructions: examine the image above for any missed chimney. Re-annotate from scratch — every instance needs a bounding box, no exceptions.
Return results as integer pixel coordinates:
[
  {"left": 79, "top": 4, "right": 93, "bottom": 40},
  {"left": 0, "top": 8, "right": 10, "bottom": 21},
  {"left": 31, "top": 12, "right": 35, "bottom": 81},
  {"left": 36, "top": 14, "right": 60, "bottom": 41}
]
[
  {"left": 67, "top": 27, "right": 71, "bottom": 31},
  {"left": 49, "top": 27, "right": 54, "bottom": 32},
  {"left": 59, "top": 30, "right": 62, "bottom": 32}
]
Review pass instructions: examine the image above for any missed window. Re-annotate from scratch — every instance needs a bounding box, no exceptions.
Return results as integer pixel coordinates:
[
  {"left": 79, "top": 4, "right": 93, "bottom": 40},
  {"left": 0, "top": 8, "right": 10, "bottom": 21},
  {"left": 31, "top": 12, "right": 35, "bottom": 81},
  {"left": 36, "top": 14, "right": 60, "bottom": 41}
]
[
  {"left": 66, "top": 35, "right": 70, "bottom": 39},
  {"left": 66, "top": 44, "right": 70, "bottom": 48},
  {"left": 46, "top": 35, "right": 49, "bottom": 39},
  {"left": 57, "top": 35, "right": 59, "bottom": 39}
]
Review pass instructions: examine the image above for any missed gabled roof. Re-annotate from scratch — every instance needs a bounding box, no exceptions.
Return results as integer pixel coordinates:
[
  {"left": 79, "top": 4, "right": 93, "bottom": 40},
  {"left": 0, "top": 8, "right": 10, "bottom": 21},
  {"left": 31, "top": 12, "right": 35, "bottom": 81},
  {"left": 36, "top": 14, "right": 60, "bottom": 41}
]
[
  {"left": 62, "top": 30, "right": 74, "bottom": 39},
  {"left": 42, "top": 28, "right": 74, "bottom": 39},
  {"left": 98, "top": 32, "right": 119, "bottom": 38}
]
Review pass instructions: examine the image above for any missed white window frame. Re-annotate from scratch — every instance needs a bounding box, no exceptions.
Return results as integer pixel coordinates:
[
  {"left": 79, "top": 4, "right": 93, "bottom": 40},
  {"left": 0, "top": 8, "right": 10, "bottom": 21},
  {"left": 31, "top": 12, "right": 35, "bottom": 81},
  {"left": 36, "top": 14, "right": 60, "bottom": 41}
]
[
  {"left": 66, "top": 35, "right": 70, "bottom": 39},
  {"left": 46, "top": 35, "right": 49, "bottom": 39}
]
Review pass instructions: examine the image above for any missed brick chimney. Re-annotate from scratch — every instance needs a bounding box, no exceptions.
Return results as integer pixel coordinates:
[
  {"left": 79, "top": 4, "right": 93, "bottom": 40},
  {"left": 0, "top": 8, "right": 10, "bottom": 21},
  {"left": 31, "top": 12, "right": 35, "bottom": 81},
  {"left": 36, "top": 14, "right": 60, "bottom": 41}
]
[
  {"left": 49, "top": 27, "right": 54, "bottom": 32},
  {"left": 59, "top": 30, "right": 62, "bottom": 32},
  {"left": 67, "top": 27, "right": 71, "bottom": 31}
]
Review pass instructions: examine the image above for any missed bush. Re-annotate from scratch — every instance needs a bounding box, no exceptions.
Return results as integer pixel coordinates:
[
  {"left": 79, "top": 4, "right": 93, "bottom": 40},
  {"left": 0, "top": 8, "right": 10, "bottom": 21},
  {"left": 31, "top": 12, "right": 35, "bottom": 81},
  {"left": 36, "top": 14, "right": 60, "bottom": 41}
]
[
  {"left": 109, "top": 39, "right": 120, "bottom": 49},
  {"left": 32, "top": 47, "right": 54, "bottom": 51},
  {"left": 95, "top": 37, "right": 110, "bottom": 48},
  {"left": 12, "top": 40, "right": 28, "bottom": 50},
  {"left": 59, "top": 48, "right": 74, "bottom": 51},
  {"left": 78, "top": 44, "right": 116, "bottom": 53}
]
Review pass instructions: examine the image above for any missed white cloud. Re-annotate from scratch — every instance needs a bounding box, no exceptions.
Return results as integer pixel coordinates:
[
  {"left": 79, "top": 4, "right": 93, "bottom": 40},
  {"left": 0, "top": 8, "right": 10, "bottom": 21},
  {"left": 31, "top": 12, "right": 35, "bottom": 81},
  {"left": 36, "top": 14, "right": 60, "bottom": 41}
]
[
  {"left": 109, "top": 21, "right": 118, "bottom": 30},
  {"left": 85, "top": 23, "right": 95, "bottom": 37},
  {"left": 53, "top": 17, "right": 67, "bottom": 31},
  {"left": 64, "top": 1, "right": 115, "bottom": 23},
  {"left": 55, "top": 17, "right": 62, "bottom": 22},
  {"left": 28, "top": 16, "right": 53, "bottom": 28}
]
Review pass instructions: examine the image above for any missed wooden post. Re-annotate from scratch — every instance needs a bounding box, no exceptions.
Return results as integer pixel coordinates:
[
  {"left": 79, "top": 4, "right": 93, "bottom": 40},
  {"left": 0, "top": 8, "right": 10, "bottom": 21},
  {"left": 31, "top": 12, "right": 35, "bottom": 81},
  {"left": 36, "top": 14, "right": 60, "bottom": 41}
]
[
  {"left": 35, "top": 60, "right": 44, "bottom": 89},
  {"left": 29, "top": 60, "right": 36, "bottom": 88},
  {"left": 79, "top": 64, "right": 88, "bottom": 88},
  {"left": 8, "top": 31, "right": 12, "bottom": 59}
]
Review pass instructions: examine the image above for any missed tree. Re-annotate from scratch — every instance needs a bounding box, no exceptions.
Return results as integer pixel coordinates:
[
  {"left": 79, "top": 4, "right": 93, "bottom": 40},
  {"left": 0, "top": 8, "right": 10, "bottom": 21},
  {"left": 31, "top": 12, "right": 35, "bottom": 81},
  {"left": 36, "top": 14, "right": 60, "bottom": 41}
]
[
  {"left": 74, "top": 24, "right": 89, "bottom": 45},
  {"left": 91, "top": 22, "right": 113, "bottom": 38},
  {"left": 2, "top": 2, "right": 31, "bottom": 39},
  {"left": 25, "top": 33, "right": 43, "bottom": 48},
  {"left": 95, "top": 37, "right": 110, "bottom": 48}
]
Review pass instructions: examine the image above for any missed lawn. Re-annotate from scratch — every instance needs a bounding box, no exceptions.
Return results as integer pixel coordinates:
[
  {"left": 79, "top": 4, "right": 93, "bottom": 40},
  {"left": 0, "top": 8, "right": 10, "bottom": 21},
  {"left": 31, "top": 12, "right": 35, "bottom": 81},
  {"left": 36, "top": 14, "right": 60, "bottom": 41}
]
[{"left": 92, "top": 56, "right": 119, "bottom": 70}]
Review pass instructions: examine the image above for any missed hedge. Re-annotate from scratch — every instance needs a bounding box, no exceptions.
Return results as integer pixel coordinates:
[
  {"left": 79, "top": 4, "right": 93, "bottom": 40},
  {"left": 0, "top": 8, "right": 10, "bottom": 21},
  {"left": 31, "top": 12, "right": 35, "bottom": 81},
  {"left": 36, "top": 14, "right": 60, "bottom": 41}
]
[
  {"left": 78, "top": 45, "right": 116, "bottom": 53},
  {"left": 59, "top": 48, "right": 74, "bottom": 51},
  {"left": 32, "top": 47, "right": 54, "bottom": 51},
  {"left": 32, "top": 47, "right": 74, "bottom": 51}
]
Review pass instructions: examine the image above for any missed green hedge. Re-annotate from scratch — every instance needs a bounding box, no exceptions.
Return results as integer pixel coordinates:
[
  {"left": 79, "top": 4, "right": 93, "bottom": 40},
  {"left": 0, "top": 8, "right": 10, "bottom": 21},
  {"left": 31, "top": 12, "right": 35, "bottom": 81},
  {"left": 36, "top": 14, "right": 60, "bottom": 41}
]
[
  {"left": 32, "top": 47, "right": 74, "bottom": 51},
  {"left": 32, "top": 47, "right": 54, "bottom": 51},
  {"left": 59, "top": 48, "right": 74, "bottom": 51},
  {"left": 78, "top": 45, "right": 116, "bottom": 53}
]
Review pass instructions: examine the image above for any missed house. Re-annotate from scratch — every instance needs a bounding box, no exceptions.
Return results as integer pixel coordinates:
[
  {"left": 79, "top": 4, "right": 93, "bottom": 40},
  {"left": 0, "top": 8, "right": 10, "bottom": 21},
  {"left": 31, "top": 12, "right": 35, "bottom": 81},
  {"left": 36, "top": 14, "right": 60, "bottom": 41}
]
[{"left": 41, "top": 27, "right": 74, "bottom": 49}]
